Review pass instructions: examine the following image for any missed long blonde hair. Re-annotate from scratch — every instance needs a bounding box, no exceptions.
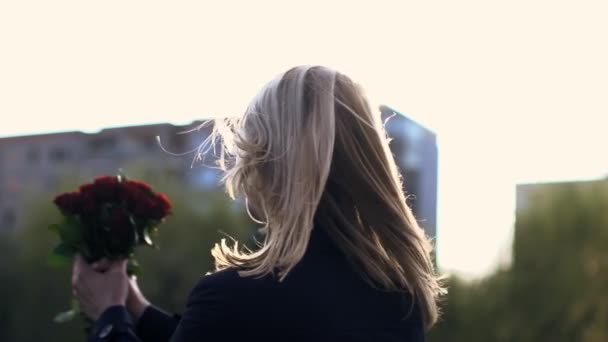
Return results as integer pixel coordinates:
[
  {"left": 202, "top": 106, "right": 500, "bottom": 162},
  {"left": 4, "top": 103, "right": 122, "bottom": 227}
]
[{"left": 207, "top": 65, "right": 444, "bottom": 328}]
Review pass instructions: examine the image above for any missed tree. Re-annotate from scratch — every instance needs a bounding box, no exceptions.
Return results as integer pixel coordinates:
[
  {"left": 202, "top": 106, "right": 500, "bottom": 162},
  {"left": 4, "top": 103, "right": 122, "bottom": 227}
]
[
  {"left": 429, "top": 180, "right": 608, "bottom": 342},
  {"left": 509, "top": 181, "right": 608, "bottom": 341}
]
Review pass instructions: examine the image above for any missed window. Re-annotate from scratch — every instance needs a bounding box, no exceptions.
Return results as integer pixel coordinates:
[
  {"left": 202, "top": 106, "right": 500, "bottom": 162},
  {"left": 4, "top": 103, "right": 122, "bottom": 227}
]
[
  {"left": 26, "top": 146, "right": 40, "bottom": 163},
  {"left": 142, "top": 136, "right": 157, "bottom": 151},
  {"left": 49, "top": 147, "right": 69, "bottom": 162},
  {"left": 88, "top": 136, "right": 117, "bottom": 153}
]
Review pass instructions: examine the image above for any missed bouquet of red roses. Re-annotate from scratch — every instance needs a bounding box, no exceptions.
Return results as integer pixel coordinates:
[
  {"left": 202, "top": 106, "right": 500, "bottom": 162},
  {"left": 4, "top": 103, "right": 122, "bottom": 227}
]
[{"left": 49, "top": 172, "right": 171, "bottom": 323}]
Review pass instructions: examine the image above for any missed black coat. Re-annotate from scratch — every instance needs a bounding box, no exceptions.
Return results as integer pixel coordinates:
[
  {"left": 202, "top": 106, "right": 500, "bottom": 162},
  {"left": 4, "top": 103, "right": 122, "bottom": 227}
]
[{"left": 89, "top": 228, "right": 425, "bottom": 342}]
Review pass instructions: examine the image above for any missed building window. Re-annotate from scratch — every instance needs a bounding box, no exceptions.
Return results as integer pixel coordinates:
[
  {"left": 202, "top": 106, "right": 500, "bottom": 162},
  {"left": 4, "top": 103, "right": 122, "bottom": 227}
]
[
  {"left": 26, "top": 146, "right": 41, "bottom": 163},
  {"left": 49, "top": 147, "right": 69, "bottom": 162},
  {"left": 88, "top": 136, "right": 117, "bottom": 154},
  {"left": 138, "top": 135, "right": 155, "bottom": 151}
]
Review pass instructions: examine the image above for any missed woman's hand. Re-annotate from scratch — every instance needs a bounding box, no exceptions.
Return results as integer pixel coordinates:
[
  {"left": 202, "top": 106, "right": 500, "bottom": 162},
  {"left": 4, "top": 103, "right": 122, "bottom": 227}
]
[
  {"left": 126, "top": 276, "right": 151, "bottom": 323},
  {"left": 72, "top": 255, "right": 129, "bottom": 320},
  {"left": 82, "top": 257, "right": 151, "bottom": 322}
]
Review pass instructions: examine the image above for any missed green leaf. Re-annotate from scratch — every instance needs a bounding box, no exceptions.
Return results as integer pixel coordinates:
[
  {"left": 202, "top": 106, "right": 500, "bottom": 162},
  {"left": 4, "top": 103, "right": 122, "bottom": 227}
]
[
  {"left": 58, "top": 216, "right": 84, "bottom": 248},
  {"left": 47, "top": 253, "right": 70, "bottom": 268},
  {"left": 53, "top": 243, "right": 76, "bottom": 258},
  {"left": 48, "top": 243, "right": 76, "bottom": 268},
  {"left": 142, "top": 229, "right": 154, "bottom": 247},
  {"left": 117, "top": 169, "right": 126, "bottom": 182},
  {"left": 141, "top": 223, "right": 160, "bottom": 248},
  {"left": 129, "top": 214, "right": 139, "bottom": 246},
  {"left": 54, "top": 309, "right": 79, "bottom": 323},
  {"left": 48, "top": 223, "right": 60, "bottom": 234},
  {"left": 70, "top": 298, "right": 80, "bottom": 311},
  {"left": 127, "top": 259, "right": 142, "bottom": 277}
]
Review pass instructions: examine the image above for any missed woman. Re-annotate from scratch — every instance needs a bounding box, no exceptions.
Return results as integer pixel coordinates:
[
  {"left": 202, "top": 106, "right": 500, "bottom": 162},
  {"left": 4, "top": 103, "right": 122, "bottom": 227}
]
[{"left": 72, "top": 65, "right": 444, "bottom": 342}]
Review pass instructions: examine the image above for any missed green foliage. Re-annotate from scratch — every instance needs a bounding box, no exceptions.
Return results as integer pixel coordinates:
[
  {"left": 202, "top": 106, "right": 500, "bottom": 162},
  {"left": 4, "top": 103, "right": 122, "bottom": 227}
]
[{"left": 429, "top": 180, "right": 608, "bottom": 342}]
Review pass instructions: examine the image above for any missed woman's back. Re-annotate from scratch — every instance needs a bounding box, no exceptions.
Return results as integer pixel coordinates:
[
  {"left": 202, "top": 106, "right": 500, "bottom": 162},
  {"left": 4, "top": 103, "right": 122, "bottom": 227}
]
[{"left": 170, "top": 228, "right": 425, "bottom": 342}]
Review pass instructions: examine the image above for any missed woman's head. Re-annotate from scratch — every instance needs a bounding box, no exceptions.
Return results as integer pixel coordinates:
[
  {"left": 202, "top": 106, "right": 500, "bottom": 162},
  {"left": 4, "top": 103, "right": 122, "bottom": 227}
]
[{"left": 209, "top": 65, "right": 443, "bottom": 328}]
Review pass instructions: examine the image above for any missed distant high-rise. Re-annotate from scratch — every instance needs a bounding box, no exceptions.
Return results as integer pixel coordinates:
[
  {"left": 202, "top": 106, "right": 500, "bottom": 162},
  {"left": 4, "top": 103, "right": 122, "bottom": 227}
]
[{"left": 381, "top": 105, "right": 438, "bottom": 240}]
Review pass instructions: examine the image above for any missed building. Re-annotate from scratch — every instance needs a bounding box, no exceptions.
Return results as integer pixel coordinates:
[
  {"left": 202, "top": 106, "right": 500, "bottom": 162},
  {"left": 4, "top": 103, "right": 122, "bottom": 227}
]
[
  {"left": 381, "top": 105, "right": 439, "bottom": 240},
  {"left": 1, "top": 108, "right": 439, "bottom": 238},
  {"left": 0, "top": 121, "right": 217, "bottom": 233}
]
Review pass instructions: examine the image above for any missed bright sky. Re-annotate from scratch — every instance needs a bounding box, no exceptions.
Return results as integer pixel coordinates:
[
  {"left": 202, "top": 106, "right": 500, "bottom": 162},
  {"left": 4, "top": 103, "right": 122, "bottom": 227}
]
[{"left": 1, "top": 0, "right": 607, "bottom": 278}]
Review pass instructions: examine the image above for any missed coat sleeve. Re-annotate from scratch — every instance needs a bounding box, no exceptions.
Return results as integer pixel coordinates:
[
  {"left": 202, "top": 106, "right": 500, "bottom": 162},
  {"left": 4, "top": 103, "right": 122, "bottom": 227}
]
[
  {"left": 88, "top": 305, "right": 181, "bottom": 342},
  {"left": 87, "top": 306, "right": 140, "bottom": 342}
]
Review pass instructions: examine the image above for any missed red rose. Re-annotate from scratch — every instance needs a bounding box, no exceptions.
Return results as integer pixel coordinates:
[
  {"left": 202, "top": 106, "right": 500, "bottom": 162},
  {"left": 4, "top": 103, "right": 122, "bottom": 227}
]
[
  {"left": 50, "top": 172, "right": 172, "bottom": 280},
  {"left": 105, "top": 206, "right": 136, "bottom": 254},
  {"left": 123, "top": 182, "right": 147, "bottom": 210},
  {"left": 153, "top": 193, "right": 172, "bottom": 218},
  {"left": 80, "top": 190, "right": 99, "bottom": 217},
  {"left": 79, "top": 183, "right": 96, "bottom": 195},
  {"left": 93, "top": 176, "right": 121, "bottom": 202},
  {"left": 130, "top": 192, "right": 171, "bottom": 220},
  {"left": 125, "top": 180, "right": 152, "bottom": 193},
  {"left": 108, "top": 206, "right": 132, "bottom": 233},
  {"left": 53, "top": 192, "right": 82, "bottom": 215},
  {"left": 133, "top": 197, "right": 150, "bottom": 217}
]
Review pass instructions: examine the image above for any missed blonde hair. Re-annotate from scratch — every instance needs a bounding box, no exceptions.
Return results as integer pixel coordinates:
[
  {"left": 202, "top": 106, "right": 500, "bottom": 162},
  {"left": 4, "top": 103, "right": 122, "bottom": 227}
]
[{"left": 206, "top": 65, "right": 444, "bottom": 328}]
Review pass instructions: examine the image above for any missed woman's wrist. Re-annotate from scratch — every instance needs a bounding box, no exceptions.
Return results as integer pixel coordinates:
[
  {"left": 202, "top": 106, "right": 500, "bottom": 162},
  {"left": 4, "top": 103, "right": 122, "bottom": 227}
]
[
  {"left": 126, "top": 294, "right": 151, "bottom": 323},
  {"left": 126, "top": 277, "right": 151, "bottom": 324}
]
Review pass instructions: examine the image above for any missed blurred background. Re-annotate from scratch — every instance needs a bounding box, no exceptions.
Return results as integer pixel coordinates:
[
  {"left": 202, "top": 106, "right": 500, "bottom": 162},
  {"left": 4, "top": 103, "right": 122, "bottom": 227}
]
[{"left": 1, "top": 1, "right": 607, "bottom": 341}]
